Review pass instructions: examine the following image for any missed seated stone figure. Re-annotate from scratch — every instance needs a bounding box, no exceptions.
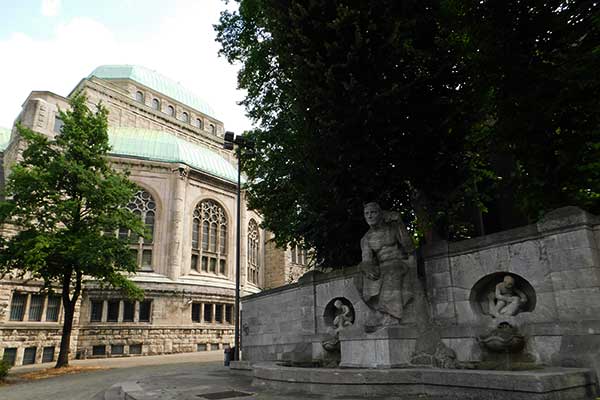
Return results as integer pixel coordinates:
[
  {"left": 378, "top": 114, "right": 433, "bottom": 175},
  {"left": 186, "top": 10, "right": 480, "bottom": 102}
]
[
  {"left": 332, "top": 300, "right": 353, "bottom": 333},
  {"left": 358, "top": 202, "right": 415, "bottom": 332},
  {"left": 492, "top": 275, "right": 528, "bottom": 317}
]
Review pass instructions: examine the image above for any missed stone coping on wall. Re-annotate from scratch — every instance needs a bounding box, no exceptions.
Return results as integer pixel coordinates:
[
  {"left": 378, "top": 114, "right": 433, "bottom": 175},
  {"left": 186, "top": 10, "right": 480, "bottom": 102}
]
[
  {"left": 243, "top": 265, "right": 361, "bottom": 302},
  {"left": 423, "top": 206, "right": 599, "bottom": 259}
]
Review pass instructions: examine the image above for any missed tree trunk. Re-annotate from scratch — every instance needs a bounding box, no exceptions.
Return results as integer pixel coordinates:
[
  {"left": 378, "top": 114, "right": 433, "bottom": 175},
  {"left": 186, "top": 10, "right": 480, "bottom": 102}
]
[
  {"left": 55, "top": 270, "right": 81, "bottom": 368},
  {"left": 55, "top": 300, "right": 75, "bottom": 368}
]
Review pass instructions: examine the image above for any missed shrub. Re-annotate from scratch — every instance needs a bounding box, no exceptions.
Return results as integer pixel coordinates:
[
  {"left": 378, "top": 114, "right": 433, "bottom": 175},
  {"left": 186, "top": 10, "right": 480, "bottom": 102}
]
[{"left": 0, "top": 359, "right": 10, "bottom": 380}]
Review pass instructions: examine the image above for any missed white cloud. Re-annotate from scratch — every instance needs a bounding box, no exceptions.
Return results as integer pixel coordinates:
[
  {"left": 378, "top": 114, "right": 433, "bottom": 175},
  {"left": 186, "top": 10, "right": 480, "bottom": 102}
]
[
  {"left": 41, "top": 0, "right": 61, "bottom": 17},
  {"left": 0, "top": 0, "right": 253, "bottom": 134}
]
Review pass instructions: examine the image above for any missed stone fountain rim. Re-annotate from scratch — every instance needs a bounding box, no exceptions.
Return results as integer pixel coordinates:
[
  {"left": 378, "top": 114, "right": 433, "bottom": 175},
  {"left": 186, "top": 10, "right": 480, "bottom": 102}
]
[{"left": 252, "top": 361, "right": 597, "bottom": 394}]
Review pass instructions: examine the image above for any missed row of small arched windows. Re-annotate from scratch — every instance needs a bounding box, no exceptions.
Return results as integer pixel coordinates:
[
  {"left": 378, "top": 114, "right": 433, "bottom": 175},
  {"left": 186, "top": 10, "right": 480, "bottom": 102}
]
[
  {"left": 121, "top": 189, "right": 260, "bottom": 284},
  {"left": 135, "top": 91, "right": 216, "bottom": 134}
]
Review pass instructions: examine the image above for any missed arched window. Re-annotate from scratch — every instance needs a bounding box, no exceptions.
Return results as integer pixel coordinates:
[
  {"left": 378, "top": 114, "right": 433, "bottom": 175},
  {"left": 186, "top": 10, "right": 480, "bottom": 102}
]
[
  {"left": 152, "top": 98, "right": 160, "bottom": 110},
  {"left": 191, "top": 200, "right": 228, "bottom": 275},
  {"left": 119, "top": 189, "right": 156, "bottom": 271},
  {"left": 209, "top": 124, "right": 215, "bottom": 134},
  {"left": 181, "top": 112, "right": 189, "bottom": 123},
  {"left": 247, "top": 219, "right": 260, "bottom": 285},
  {"left": 290, "top": 244, "right": 308, "bottom": 266},
  {"left": 135, "top": 91, "right": 144, "bottom": 103},
  {"left": 195, "top": 118, "right": 203, "bottom": 129},
  {"left": 167, "top": 105, "right": 175, "bottom": 117}
]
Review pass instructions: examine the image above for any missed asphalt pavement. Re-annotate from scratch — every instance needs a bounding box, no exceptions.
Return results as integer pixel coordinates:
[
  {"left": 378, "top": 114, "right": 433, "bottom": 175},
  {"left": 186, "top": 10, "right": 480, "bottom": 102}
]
[{"left": 0, "top": 352, "right": 315, "bottom": 400}]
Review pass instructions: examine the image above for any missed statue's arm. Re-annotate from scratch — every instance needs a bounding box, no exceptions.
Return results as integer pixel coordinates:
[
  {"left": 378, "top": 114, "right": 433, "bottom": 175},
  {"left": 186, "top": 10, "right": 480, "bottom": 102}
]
[
  {"left": 495, "top": 284, "right": 510, "bottom": 301},
  {"left": 515, "top": 288, "right": 527, "bottom": 303},
  {"left": 361, "top": 236, "right": 374, "bottom": 263},
  {"left": 495, "top": 284, "right": 504, "bottom": 300}
]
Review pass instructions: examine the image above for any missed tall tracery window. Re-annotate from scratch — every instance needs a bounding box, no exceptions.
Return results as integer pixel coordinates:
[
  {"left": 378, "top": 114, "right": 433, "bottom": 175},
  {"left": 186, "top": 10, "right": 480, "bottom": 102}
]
[
  {"left": 247, "top": 219, "right": 260, "bottom": 285},
  {"left": 290, "top": 244, "right": 308, "bottom": 266},
  {"left": 119, "top": 189, "right": 156, "bottom": 271},
  {"left": 191, "top": 200, "right": 227, "bottom": 275}
]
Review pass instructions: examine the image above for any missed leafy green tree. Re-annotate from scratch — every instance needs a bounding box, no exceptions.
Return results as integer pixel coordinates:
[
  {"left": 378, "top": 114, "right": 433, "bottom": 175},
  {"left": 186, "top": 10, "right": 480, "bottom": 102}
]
[
  {"left": 0, "top": 93, "right": 145, "bottom": 368},
  {"left": 216, "top": 0, "right": 488, "bottom": 266},
  {"left": 216, "top": 0, "right": 599, "bottom": 267},
  {"left": 451, "top": 0, "right": 600, "bottom": 223}
]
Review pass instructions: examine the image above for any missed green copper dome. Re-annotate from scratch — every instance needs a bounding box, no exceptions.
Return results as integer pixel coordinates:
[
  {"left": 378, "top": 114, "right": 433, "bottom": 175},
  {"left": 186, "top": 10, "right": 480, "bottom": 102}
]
[
  {"left": 0, "top": 127, "right": 11, "bottom": 151},
  {"left": 89, "top": 65, "right": 217, "bottom": 119},
  {"left": 108, "top": 127, "right": 238, "bottom": 183}
]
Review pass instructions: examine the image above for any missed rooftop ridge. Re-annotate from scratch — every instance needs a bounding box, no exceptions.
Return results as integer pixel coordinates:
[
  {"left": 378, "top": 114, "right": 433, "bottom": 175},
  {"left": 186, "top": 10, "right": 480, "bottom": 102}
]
[{"left": 89, "top": 65, "right": 218, "bottom": 120}]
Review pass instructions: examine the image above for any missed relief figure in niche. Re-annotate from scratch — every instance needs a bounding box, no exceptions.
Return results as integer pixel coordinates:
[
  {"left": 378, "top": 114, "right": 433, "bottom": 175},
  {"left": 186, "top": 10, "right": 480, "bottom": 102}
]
[
  {"left": 332, "top": 299, "right": 353, "bottom": 333},
  {"left": 358, "top": 202, "right": 415, "bottom": 332},
  {"left": 491, "top": 275, "right": 528, "bottom": 317}
]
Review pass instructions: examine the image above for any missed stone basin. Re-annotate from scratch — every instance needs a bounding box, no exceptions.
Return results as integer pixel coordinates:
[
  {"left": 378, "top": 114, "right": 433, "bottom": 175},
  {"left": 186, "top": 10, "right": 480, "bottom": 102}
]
[{"left": 251, "top": 362, "right": 599, "bottom": 399}]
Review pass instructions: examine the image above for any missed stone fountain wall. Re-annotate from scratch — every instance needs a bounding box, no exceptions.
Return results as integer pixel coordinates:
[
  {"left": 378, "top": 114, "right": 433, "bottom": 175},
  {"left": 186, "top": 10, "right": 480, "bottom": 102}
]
[{"left": 241, "top": 207, "right": 600, "bottom": 378}]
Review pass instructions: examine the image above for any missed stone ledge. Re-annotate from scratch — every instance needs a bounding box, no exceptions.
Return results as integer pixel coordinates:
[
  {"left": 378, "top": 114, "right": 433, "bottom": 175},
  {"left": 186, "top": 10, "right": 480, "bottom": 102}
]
[{"left": 253, "top": 362, "right": 599, "bottom": 399}]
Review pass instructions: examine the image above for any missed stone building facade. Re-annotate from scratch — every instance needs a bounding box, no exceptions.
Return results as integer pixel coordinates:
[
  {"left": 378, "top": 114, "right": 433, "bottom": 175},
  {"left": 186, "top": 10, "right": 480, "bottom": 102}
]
[{"left": 0, "top": 65, "right": 308, "bottom": 367}]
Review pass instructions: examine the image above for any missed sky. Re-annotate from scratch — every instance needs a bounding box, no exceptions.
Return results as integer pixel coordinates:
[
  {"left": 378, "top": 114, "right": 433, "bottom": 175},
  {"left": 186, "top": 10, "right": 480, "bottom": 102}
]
[{"left": 0, "top": 0, "right": 253, "bottom": 134}]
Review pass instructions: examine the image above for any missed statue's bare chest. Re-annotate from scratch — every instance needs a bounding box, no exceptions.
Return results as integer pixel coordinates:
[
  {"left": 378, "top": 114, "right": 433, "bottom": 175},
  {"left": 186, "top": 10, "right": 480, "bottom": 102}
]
[{"left": 366, "top": 227, "right": 397, "bottom": 251}]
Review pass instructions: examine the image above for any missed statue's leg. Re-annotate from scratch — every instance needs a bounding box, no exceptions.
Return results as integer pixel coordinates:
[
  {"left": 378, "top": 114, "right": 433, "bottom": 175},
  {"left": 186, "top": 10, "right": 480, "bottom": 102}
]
[
  {"left": 504, "top": 300, "right": 520, "bottom": 316},
  {"left": 378, "top": 266, "right": 404, "bottom": 321},
  {"left": 495, "top": 300, "right": 507, "bottom": 316}
]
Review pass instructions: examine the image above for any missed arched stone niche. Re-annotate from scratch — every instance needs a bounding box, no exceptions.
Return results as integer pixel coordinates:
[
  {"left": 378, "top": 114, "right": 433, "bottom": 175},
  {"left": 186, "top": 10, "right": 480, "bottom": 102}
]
[
  {"left": 323, "top": 297, "right": 355, "bottom": 329},
  {"left": 469, "top": 272, "right": 536, "bottom": 317}
]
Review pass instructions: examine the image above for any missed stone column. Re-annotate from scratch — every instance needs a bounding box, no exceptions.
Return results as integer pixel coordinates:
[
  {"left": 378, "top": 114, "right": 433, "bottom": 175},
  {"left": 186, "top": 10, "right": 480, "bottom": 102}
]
[
  {"left": 167, "top": 166, "right": 189, "bottom": 280},
  {"left": 211, "top": 304, "right": 216, "bottom": 323},
  {"left": 200, "top": 303, "right": 205, "bottom": 323}
]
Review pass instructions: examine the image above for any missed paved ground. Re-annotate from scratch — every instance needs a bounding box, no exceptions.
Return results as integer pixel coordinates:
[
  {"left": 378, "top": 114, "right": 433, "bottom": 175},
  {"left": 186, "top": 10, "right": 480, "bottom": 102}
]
[{"left": 0, "top": 352, "right": 315, "bottom": 400}]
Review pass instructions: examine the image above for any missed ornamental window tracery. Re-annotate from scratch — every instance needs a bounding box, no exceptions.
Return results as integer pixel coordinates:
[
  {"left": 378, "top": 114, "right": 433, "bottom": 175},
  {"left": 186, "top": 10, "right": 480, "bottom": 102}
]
[
  {"left": 118, "top": 189, "right": 156, "bottom": 271},
  {"left": 191, "top": 200, "right": 228, "bottom": 275},
  {"left": 291, "top": 244, "right": 308, "bottom": 266},
  {"left": 247, "top": 219, "right": 260, "bottom": 285}
]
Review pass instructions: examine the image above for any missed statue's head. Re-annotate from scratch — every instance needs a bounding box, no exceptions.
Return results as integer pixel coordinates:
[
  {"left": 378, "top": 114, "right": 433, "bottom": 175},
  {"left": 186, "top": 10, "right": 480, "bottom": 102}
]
[
  {"left": 503, "top": 275, "right": 515, "bottom": 288},
  {"left": 363, "top": 202, "right": 383, "bottom": 227},
  {"left": 334, "top": 299, "right": 342, "bottom": 308}
]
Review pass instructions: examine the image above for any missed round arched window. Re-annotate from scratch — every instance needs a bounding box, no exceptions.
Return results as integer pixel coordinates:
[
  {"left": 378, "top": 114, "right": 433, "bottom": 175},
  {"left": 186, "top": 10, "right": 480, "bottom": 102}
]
[
  {"left": 167, "top": 105, "right": 175, "bottom": 117},
  {"left": 135, "top": 91, "right": 144, "bottom": 103},
  {"left": 182, "top": 112, "right": 189, "bottom": 123},
  {"left": 152, "top": 98, "right": 160, "bottom": 110}
]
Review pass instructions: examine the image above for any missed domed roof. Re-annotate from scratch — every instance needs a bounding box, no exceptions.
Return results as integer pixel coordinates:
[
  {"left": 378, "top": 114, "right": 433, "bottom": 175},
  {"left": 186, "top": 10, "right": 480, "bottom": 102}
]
[
  {"left": 108, "top": 127, "right": 238, "bottom": 183},
  {"left": 89, "top": 65, "right": 217, "bottom": 119},
  {"left": 0, "top": 127, "right": 11, "bottom": 151}
]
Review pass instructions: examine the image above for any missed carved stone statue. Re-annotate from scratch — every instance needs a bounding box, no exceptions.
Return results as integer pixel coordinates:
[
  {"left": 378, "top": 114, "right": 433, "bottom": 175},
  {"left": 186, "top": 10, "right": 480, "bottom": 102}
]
[
  {"left": 491, "top": 275, "right": 527, "bottom": 317},
  {"left": 332, "top": 299, "right": 353, "bottom": 333},
  {"left": 358, "top": 202, "right": 416, "bottom": 332}
]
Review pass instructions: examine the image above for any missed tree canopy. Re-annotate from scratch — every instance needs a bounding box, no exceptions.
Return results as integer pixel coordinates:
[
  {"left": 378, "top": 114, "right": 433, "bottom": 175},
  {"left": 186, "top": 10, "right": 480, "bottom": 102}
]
[
  {"left": 0, "top": 93, "right": 145, "bottom": 367},
  {"left": 215, "top": 0, "right": 599, "bottom": 267}
]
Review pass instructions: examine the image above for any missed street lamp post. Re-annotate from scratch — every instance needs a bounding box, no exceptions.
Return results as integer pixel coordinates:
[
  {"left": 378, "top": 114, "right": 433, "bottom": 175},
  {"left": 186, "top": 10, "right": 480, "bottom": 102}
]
[{"left": 223, "top": 131, "right": 252, "bottom": 362}]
